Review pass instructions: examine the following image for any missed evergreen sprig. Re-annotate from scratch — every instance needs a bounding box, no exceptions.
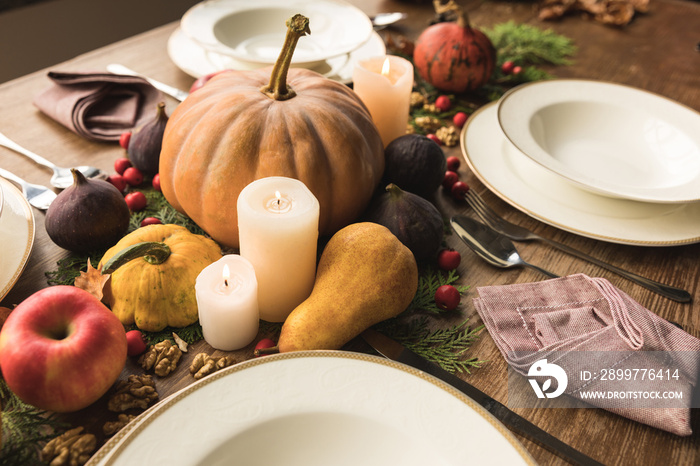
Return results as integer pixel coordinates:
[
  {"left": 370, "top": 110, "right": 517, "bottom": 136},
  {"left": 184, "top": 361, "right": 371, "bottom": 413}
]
[
  {"left": 378, "top": 316, "right": 485, "bottom": 374},
  {"left": 127, "top": 190, "right": 206, "bottom": 236},
  {"left": 0, "top": 378, "right": 67, "bottom": 465},
  {"left": 407, "top": 267, "right": 469, "bottom": 314},
  {"left": 485, "top": 20, "right": 577, "bottom": 67},
  {"left": 132, "top": 322, "right": 204, "bottom": 346}
]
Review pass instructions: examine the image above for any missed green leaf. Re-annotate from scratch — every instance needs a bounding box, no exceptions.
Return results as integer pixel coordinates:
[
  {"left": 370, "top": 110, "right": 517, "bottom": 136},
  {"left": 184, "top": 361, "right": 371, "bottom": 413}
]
[
  {"left": 407, "top": 267, "right": 469, "bottom": 315},
  {"left": 485, "top": 21, "right": 577, "bottom": 67}
]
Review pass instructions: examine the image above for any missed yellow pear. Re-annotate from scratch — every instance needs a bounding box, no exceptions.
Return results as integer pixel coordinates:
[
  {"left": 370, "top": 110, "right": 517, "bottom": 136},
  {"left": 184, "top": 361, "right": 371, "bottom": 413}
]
[{"left": 278, "top": 222, "right": 418, "bottom": 352}]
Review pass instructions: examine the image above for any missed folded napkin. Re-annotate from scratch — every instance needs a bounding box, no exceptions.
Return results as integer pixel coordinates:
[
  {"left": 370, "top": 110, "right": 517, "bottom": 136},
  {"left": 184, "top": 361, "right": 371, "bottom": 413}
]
[
  {"left": 474, "top": 274, "right": 700, "bottom": 436},
  {"left": 33, "top": 71, "right": 162, "bottom": 142}
]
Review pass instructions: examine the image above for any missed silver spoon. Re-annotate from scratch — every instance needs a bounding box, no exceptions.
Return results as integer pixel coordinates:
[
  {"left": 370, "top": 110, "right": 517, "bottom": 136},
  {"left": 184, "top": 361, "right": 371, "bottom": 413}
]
[
  {"left": 0, "top": 167, "right": 57, "bottom": 210},
  {"left": 0, "top": 131, "right": 104, "bottom": 189},
  {"left": 370, "top": 12, "right": 408, "bottom": 30},
  {"left": 451, "top": 215, "right": 558, "bottom": 278}
]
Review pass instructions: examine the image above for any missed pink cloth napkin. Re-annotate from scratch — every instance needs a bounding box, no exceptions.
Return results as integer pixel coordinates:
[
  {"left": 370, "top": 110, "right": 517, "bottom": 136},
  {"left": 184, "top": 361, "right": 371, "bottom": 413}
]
[
  {"left": 33, "top": 71, "right": 162, "bottom": 142},
  {"left": 473, "top": 273, "right": 700, "bottom": 436}
]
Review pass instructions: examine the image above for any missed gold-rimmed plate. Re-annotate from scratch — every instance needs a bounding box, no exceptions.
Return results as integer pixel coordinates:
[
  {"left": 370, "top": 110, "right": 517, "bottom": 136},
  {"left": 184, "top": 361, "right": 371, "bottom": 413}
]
[
  {"left": 462, "top": 102, "right": 700, "bottom": 246},
  {"left": 0, "top": 177, "right": 35, "bottom": 302},
  {"left": 89, "top": 351, "right": 534, "bottom": 465}
]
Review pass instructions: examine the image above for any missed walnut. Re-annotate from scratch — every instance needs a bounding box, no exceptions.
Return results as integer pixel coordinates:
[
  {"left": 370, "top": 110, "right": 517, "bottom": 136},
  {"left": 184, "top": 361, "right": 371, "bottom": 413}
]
[
  {"left": 189, "top": 352, "right": 236, "bottom": 380},
  {"left": 436, "top": 126, "right": 460, "bottom": 147},
  {"left": 423, "top": 103, "right": 439, "bottom": 114},
  {"left": 103, "top": 413, "right": 138, "bottom": 436},
  {"left": 40, "top": 427, "right": 96, "bottom": 466},
  {"left": 107, "top": 374, "right": 159, "bottom": 412},
  {"left": 414, "top": 116, "right": 442, "bottom": 132},
  {"left": 139, "top": 340, "right": 182, "bottom": 377},
  {"left": 410, "top": 92, "right": 427, "bottom": 108}
]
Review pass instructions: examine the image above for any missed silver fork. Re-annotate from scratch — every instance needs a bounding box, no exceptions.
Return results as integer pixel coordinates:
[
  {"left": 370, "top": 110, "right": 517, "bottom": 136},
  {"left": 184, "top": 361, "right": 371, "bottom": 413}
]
[
  {"left": 0, "top": 131, "right": 105, "bottom": 189},
  {"left": 0, "top": 168, "right": 57, "bottom": 210},
  {"left": 464, "top": 189, "right": 692, "bottom": 303}
]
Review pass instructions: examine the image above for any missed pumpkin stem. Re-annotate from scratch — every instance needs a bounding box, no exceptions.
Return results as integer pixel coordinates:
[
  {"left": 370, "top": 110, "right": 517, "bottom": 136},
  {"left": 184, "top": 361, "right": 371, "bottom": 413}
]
[
  {"left": 433, "top": 0, "right": 468, "bottom": 29},
  {"left": 260, "top": 14, "right": 310, "bottom": 101},
  {"left": 101, "top": 241, "right": 171, "bottom": 274}
]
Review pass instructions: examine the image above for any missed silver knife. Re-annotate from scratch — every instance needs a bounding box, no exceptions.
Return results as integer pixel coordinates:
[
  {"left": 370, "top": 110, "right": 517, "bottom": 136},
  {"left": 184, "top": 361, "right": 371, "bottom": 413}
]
[
  {"left": 361, "top": 328, "right": 603, "bottom": 466},
  {"left": 106, "top": 64, "right": 190, "bottom": 102}
]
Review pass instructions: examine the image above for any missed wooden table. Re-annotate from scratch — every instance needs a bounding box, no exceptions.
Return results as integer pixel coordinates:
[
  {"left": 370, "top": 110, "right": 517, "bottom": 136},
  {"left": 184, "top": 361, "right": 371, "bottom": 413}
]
[{"left": 1, "top": 0, "right": 699, "bottom": 464}]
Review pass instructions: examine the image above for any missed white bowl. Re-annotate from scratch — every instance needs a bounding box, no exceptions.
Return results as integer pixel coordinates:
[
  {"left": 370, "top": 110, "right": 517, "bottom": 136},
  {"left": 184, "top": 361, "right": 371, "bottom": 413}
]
[
  {"left": 497, "top": 79, "right": 700, "bottom": 203},
  {"left": 180, "top": 0, "right": 373, "bottom": 68}
]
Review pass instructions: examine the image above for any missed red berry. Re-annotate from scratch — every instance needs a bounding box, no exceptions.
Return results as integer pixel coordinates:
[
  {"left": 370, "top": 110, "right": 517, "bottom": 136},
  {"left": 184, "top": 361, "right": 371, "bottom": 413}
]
[
  {"left": 114, "top": 157, "right": 132, "bottom": 175},
  {"left": 501, "top": 61, "right": 515, "bottom": 74},
  {"left": 140, "top": 217, "right": 162, "bottom": 227},
  {"left": 446, "top": 156, "right": 461, "bottom": 172},
  {"left": 437, "top": 249, "right": 461, "bottom": 271},
  {"left": 125, "top": 191, "right": 148, "bottom": 211},
  {"left": 435, "top": 285, "right": 460, "bottom": 311},
  {"left": 442, "top": 170, "right": 459, "bottom": 190},
  {"left": 512, "top": 65, "right": 523, "bottom": 75},
  {"left": 125, "top": 330, "right": 147, "bottom": 356},
  {"left": 453, "top": 111, "right": 468, "bottom": 128},
  {"left": 435, "top": 95, "right": 451, "bottom": 112},
  {"left": 254, "top": 338, "right": 276, "bottom": 357},
  {"left": 426, "top": 133, "right": 442, "bottom": 145},
  {"left": 107, "top": 174, "right": 127, "bottom": 192},
  {"left": 451, "top": 180, "right": 469, "bottom": 200},
  {"left": 119, "top": 132, "right": 131, "bottom": 150},
  {"left": 122, "top": 166, "right": 144, "bottom": 186},
  {"left": 152, "top": 173, "right": 161, "bottom": 192}
]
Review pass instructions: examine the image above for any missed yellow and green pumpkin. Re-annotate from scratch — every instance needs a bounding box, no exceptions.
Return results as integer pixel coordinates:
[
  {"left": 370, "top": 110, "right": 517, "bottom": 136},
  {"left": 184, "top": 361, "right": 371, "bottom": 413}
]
[{"left": 98, "top": 224, "right": 221, "bottom": 331}]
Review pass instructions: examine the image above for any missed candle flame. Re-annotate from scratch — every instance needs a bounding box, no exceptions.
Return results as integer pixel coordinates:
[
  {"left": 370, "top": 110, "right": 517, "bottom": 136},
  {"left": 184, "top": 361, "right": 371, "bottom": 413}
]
[
  {"left": 222, "top": 264, "right": 230, "bottom": 287},
  {"left": 381, "top": 58, "right": 391, "bottom": 77}
]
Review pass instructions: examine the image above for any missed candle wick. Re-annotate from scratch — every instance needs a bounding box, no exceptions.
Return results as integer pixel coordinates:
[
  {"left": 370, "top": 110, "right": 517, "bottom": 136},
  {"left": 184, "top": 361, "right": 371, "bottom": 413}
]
[{"left": 224, "top": 278, "right": 229, "bottom": 287}]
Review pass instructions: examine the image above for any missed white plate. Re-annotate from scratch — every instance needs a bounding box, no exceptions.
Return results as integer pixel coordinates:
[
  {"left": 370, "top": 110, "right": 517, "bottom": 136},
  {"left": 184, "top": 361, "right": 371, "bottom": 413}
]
[
  {"left": 462, "top": 102, "right": 700, "bottom": 246},
  {"left": 0, "top": 178, "right": 35, "bottom": 302},
  {"left": 168, "top": 26, "right": 385, "bottom": 85},
  {"left": 497, "top": 80, "right": 700, "bottom": 203},
  {"left": 180, "top": 0, "right": 373, "bottom": 68},
  {"left": 88, "top": 351, "right": 534, "bottom": 466}
]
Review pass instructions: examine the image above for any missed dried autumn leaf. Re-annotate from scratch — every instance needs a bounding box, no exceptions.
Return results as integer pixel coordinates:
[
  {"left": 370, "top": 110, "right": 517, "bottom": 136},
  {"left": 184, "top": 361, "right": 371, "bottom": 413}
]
[{"left": 74, "top": 260, "right": 110, "bottom": 301}]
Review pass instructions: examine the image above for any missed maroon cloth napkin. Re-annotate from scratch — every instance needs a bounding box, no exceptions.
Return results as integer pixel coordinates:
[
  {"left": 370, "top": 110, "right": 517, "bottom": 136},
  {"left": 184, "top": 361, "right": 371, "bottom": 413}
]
[
  {"left": 33, "top": 71, "right": 162, "bottom": 142},
  {"left": 473, "top": 273, "right": 700, "bottom": 436}
]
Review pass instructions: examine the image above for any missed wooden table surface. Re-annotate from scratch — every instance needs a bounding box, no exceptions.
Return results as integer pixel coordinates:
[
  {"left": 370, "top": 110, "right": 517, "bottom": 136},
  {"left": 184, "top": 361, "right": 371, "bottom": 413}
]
[{"left": 1, "top": 0, "right": 699, "bottom": 464}]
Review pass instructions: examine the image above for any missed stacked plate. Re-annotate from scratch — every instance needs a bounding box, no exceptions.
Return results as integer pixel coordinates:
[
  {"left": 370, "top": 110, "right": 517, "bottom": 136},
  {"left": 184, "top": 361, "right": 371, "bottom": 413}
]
[
  {"left": 461, "top": 79, "right": 700, "bottom": 246},
  {"left": 168, "top": 0, "right": 386, "bottom": 84}
]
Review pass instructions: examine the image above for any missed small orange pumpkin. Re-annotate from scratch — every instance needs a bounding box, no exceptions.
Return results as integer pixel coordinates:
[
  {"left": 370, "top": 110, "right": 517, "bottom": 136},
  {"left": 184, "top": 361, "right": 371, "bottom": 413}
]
[{"left": 159, "top": 15, "right": 384, "bottom": 248}]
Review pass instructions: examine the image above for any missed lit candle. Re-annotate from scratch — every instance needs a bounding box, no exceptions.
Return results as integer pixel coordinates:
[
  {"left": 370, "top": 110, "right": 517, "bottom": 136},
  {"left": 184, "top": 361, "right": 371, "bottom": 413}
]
[
  {"left": 195, "top": 254, "right": 259, "bottom": 350},
  {"left": 237, "top": 176, "right": 320, "bottom": 322},
  {"left": 352, "top": 55, "right": 414, "bottom": 147}
]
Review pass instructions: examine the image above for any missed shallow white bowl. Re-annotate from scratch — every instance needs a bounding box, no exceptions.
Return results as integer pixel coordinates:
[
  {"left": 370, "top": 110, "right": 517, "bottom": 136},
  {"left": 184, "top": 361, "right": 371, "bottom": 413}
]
[
  {"left": 497, "top": 79, "right": 700, "bottom": 203},
  {"left": 181, "top": 0, "right": 373, "bottom": 68}
]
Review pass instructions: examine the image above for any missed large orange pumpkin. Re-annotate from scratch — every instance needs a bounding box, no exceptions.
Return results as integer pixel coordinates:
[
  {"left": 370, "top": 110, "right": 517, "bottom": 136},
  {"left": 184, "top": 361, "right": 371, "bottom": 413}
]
[{"left": 159, "top": 15, "right": 385, "bottom": 248}]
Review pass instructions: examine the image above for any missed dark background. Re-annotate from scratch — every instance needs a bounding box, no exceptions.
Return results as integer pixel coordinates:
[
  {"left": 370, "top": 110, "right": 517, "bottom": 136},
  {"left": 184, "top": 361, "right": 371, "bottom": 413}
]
[{"left": 0, "top": 0, "right": 200, "bottom": 83}]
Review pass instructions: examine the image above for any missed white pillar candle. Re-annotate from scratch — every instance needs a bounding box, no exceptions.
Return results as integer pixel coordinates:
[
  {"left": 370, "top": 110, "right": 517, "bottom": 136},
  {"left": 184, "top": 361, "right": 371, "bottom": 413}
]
[
  {"left": 237, "top": 176, "right": 320, "bottom": 322},
  {"left": 195, "top": 254, "right": 259, "bottom": 351},
  {"left": 352, "top": 55, "right": 414, "bottom": 147}
]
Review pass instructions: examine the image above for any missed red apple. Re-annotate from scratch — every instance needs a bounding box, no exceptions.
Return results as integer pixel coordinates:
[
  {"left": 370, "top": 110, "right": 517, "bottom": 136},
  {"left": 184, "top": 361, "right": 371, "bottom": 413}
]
[{"left": 0, "top": 286, "right": 127, "bottom": 412}]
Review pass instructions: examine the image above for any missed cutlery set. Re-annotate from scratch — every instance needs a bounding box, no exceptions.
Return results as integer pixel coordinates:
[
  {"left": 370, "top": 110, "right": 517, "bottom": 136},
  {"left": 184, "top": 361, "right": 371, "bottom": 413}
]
[
  {"left": 453, "top": 190, "right": 692, "bottom": 302},
  {"left": 0, "top": 131, "right": 107, "bottom": 210}
]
